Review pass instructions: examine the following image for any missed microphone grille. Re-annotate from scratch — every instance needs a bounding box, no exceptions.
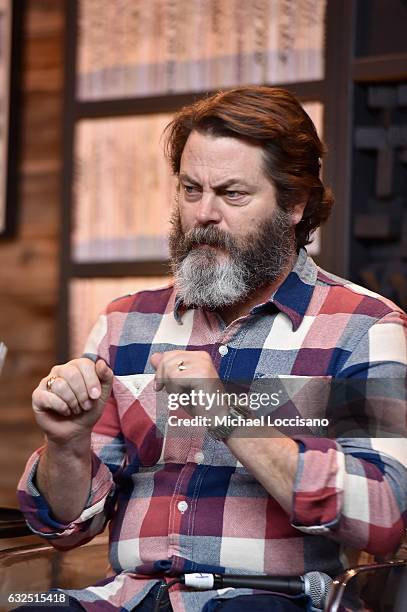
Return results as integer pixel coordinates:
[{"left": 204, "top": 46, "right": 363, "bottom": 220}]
[{"left": 304, "top": 571, "right": 333, "bottom": 609}]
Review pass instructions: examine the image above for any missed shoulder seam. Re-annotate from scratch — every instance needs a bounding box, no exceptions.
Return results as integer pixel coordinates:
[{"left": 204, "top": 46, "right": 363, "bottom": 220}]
[{"left": 316, "top": 270, "right": 404, "bottom": 315}]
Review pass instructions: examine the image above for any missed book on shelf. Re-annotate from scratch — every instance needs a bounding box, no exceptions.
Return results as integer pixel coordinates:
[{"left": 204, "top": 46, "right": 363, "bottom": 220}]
[{"left": 76, "top": 0, "right": 326, "bottom": 101}]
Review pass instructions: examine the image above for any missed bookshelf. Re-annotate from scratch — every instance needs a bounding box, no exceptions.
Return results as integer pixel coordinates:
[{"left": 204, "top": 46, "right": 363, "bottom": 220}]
[{"left": 59, "top": 0, "right": 407, "bottom": 360}]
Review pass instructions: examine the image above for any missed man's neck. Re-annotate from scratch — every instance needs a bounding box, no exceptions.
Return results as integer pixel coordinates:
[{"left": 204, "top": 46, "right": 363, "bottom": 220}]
[{"left": 217, "top": 252, "right": 297, "bottom": 326}]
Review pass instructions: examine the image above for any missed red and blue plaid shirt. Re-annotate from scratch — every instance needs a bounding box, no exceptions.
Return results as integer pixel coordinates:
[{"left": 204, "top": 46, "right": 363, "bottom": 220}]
[{"left": 18, "top": 249, "right": 407, "bottom": 611}]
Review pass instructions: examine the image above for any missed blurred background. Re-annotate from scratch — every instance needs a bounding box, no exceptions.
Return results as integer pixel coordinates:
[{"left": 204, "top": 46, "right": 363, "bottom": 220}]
[{"left": 0, "top": 0, "right": 406, "bottom": 516}]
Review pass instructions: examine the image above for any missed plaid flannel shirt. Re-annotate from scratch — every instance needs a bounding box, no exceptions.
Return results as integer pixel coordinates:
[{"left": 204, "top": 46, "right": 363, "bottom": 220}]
[{"left": 18, "top": 249, "right": 407, "bottom": 611}]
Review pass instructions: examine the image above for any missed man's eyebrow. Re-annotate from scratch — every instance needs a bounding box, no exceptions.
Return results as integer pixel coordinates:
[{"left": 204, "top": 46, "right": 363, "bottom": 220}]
[
  {"left": 179, "top": 173, "right": 200, "bottom": 186},
  {"left": 179, "top": 173, "right": 251, "bottom": 189}
]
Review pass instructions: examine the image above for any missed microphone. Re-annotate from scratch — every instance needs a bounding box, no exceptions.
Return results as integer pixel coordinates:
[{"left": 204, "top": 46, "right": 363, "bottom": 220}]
[{"left": 182, "top": 571, "right": 332, "bottom": 609}]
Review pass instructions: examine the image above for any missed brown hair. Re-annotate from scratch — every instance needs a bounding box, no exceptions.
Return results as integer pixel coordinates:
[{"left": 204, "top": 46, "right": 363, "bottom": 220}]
[{"left": 164, "top": 86, "right": 334, "bottom": 248}]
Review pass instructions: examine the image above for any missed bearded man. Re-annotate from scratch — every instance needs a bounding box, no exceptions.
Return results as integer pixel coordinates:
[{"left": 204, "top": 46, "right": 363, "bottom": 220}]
[{"left": 17, "top": 87, "right": 407, "bottom": 612}]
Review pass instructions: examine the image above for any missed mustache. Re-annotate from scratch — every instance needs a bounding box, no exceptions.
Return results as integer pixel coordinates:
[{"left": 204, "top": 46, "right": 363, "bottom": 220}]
[{"left": 181, "top": 226, "right": 238, "bottom": 252}]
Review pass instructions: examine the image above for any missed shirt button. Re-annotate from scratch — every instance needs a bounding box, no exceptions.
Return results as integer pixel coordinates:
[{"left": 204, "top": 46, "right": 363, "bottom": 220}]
[
  {"left": 218, "top": 345, "right": 228, "bottom": 356},
  {"left": 177, "top": 500, "right": 188, "bottom": 514},
  {"left": 194, "top": 452, "right": 204, "bottom": 464}
]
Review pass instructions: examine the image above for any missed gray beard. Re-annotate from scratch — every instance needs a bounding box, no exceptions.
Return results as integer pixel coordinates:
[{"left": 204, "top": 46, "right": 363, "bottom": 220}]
[
  {"left": 175, "top": 248, "right": 249, "bottom": 309},
  {"left": 169, "top": 209, "right": 295, "bottom": 309}
]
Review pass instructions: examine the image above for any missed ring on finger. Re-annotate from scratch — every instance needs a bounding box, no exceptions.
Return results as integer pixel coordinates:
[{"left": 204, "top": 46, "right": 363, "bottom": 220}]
[
  {"left": 46, "top": 375, "right": 59, "bottom": 391},
  {"left": 177, "top": 360, "right": 187, "bottom": 371}
]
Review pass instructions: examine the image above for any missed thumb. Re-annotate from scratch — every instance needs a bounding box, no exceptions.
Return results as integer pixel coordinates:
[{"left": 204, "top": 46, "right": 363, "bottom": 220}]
[
  {"left": 96, "top": 359, "right": 113, "bottom": 381},
  {"left": 95, "top": 359, "right": 114, "bottom": 397},
  {"left": 150, "top": 352, "right": 164, "bottom": 371}
]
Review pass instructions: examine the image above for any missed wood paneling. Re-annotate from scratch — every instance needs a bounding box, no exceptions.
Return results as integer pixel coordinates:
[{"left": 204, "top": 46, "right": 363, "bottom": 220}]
[{"left": 0, "top": 0, "right": 64, "bottom": 509}]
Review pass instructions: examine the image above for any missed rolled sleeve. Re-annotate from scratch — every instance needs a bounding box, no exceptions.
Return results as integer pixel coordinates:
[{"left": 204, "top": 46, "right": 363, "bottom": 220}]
[
  {"left": 290, "top": 437, "right": 343, "bottom": 533},
  {"left": 290, "top": 436, "right": 407, "bottom": 556},
  {"left": 17, "top": 446, "right": 115, "bottom": 545},
  {"left": 289, "top": 308, "right": 407, "bottom": 555}
]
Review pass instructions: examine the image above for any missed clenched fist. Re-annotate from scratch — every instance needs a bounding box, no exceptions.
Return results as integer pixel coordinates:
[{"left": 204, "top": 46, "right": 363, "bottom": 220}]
[{"left": 32, "top": 357, "right": 113, "bottom": 444}]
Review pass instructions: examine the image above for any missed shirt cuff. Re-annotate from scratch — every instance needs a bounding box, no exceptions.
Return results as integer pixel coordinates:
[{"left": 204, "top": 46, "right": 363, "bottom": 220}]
[
  {"left": 17, "top": 446, "right": 114, "bottom": 538},
  {"left": 290, "top": 437, "right": 345, "bottom": 534}
]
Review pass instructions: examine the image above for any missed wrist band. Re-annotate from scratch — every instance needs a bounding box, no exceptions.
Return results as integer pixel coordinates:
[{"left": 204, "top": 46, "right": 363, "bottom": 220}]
[{"left": 207, "top": 401, "right": 252, "bottom": 441}]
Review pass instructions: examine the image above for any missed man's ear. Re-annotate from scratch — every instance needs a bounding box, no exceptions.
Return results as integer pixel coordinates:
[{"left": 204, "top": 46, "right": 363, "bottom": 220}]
[{"left": 291, "top": 200, "right": 307, "bottom": 226}]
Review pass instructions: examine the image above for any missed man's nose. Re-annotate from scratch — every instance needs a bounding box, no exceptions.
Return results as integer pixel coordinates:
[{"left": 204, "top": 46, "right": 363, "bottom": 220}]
[{"left": 195, "top": 192, "right": 222, "bottom": 225}]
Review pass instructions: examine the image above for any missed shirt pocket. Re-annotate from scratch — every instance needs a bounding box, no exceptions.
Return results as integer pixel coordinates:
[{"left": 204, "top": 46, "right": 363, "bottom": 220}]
[
  {"left": 113, "top": 373, "right": 166, "bottom": 467},
  {"left": 231, "top": 375, "right": 333, "bottom": 437}
]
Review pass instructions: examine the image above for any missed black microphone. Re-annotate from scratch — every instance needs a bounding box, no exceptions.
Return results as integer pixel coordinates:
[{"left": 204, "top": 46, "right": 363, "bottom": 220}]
[{"left": 182, "top": 571, "right": 332, "bottom": 609}]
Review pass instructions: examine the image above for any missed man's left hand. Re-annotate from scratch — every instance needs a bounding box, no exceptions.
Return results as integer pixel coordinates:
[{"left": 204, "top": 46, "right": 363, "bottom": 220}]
[
  {"left": 151, "top": 350, "right": 219, "bottom": 389},
  {"left": 150, "top": 350, "right": 224, "bottom": 418}
]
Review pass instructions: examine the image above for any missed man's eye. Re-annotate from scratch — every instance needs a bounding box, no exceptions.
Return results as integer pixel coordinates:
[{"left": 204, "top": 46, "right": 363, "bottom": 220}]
[
  {"left": 183, "top": 185, "right": 200, "bottom": 196},
  {"left": 225, "top": 190, "right": 244, "bottom": 199}
]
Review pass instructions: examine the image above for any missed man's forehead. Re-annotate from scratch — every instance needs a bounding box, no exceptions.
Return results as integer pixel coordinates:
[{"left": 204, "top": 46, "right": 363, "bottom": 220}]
[
  {"left": 181, "top": 129, "right": 263, "bottom": 159},
  {"left": 179, "top": 130, "right": 267, "bottom": 180}
]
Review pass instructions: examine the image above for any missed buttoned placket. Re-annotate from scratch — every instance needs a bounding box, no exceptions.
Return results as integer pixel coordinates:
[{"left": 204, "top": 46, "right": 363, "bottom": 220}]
[{"left": 166, "top": 310, "right": 265, "bottom": 567}]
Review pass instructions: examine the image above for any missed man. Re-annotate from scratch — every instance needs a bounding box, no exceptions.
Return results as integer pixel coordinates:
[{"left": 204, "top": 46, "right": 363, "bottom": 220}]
[{"left": 18, "top": 87, "right": 407, "bottom": 611}]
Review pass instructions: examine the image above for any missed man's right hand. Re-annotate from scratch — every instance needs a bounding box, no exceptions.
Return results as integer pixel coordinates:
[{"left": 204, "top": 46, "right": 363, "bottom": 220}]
[{"left": 32, "top": 358, "right": 114, "bottom": 444}]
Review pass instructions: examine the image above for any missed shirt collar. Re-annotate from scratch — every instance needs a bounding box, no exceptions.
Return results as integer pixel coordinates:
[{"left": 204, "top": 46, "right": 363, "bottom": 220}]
[
  {"left": 173, "top": 248, "right": 317, "bottom": 331},
  {"left": 266, "top": 248, "right": 318, "bottom": 331}
]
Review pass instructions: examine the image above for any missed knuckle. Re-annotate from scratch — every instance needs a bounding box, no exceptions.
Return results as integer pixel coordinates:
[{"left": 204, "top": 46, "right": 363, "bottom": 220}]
[
  {"left": 68, "top": 358, "right": 83, "bottom": 367},
  {"left": 61, "top": 363, "right": 76, "bottom": 378},
  {"left": 79, "top": 357, "right": 97, "bottom": 375},
  {"left": 64, "top": 368, "right": 82, "bottom": 388},
  {"left": 83, "top": 357, "right": 97, "bottom": 370},
  {"left": 39, "top": 377, "right": 48, "bottom": 388},
  {"left": 52, "top": 378, "right": 66, "bottom": 393},
  {"left": 51, "top": 361, "right": 70, "bottom": 374}
]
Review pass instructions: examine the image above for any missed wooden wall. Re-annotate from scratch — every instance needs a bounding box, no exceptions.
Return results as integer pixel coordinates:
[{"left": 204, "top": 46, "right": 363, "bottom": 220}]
[{"left": 0, "top": 0, "right": 64, "bottom": 508}]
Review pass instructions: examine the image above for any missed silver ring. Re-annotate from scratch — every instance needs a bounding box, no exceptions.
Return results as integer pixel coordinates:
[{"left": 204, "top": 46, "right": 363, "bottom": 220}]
[{"left": 177, "top": 360, "right": 187, "bottom": 371}]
